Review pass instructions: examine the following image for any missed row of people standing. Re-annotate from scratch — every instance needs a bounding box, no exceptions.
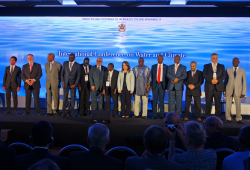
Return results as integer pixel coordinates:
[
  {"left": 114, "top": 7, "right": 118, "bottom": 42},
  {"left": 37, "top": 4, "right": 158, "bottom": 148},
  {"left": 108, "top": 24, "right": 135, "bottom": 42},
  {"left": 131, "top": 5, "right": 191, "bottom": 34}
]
[{"left": 2, "top": 53, "right": 246, "bottom": 123}]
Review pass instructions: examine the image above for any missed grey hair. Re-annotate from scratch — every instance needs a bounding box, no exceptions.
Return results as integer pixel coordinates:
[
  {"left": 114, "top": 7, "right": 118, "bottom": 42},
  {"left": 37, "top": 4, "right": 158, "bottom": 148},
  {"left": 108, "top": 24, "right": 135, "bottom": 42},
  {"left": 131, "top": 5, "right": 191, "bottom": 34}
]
[
  {"left": 185, "top": 121, "right": 206, "bottom": 148},
  {"left": 88, "top": 123, "right": 110, "bottom": 148}
]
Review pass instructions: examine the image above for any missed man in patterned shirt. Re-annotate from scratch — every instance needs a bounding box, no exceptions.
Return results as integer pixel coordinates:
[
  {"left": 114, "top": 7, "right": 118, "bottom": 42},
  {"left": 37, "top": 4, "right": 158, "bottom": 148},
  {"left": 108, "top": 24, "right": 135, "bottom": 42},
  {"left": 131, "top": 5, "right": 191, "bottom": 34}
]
[{"left": 132, "top": 57, "right": 151, "bottom": 119}]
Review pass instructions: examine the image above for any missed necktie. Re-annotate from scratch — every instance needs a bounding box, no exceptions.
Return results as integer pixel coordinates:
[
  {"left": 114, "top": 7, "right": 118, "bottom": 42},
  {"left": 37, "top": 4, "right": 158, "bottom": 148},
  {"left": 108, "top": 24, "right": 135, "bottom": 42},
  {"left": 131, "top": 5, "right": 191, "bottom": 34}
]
[
  {"left": 70, "top": 62, "right": 72, "bottom": 71},
  {"left": 175, "top": 64, "right": 178, "bottom": 75},
  {"left": 29, "top": 64, "right": 32, "bottom": 72},
  {"left": 234, "top": 68, "right": 237, "bottom": 78},
  {"left": 192, "top": 71, "right": 195, "bottom": 78},
  {"left": 157, "top": 64, "right": 161, "bottom": 83},
  {"left": 213, "top": 63, "right": 216, "bottom": 72},
  {"left": 50, "top": 62, "right": 53, "bottom": 71},
  {"left": 11, "top": 66, "right": 13, "bottom": 75}
]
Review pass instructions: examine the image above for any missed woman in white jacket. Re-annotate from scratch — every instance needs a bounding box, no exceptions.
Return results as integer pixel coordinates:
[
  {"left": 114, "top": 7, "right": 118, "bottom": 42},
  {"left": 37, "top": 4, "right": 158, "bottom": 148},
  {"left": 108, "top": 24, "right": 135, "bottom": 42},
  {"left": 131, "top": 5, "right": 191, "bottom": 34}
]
[{"left": 117, "top": 61, "right": 135, "bottom": 118}]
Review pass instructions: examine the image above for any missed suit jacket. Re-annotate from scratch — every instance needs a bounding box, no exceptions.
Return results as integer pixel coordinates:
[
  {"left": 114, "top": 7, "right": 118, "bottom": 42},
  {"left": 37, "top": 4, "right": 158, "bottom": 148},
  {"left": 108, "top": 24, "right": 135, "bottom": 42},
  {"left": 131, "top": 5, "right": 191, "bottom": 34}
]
[
  {"left": 103, "top": 69, "right": 119, "bottom": 94},
  {"left": 69, "top": 147, "right": 123, "bottom": 170},
  {"left": 89, "top": 65, "right": 108, "bottom": 91},
  {"left": 21, "top": 62, "right": 42, "bottom": 90},
  {"left": 150, "top": 64, "right": 168, "bottom": 90},
  {"left": 0, "top": 141, "right": 16, "bottom": 170},
  {"left": 184, "top": 70, "right": 204, "bottom": 96},
  {"left": 11, "top": 148, "right": 68, "bottom": 170},
  {"left": 203, "top": 63, "right": 226, "bottom": 92},
  {"left": 117, "top": 71, "right": 135, "bottom": 91},
  {"left": 224, "top": 67, "right": 246, "bottom": 97},
  {"left": 61, "top": 61, "right": 81, "bottom": 88},
  {"left": 204, "top": 132, "right": 239, "bottom": 152},
  {"left": 45, "top": 61, "right": 62, "bottom": 90},
  {"left": 79, "top": 64, "right": 92, "bottom": 89},
  {"left": 126, "top": 154, "right": 185, "bottom": 170},
  {"left": 167, "top": 64, "right": 187, "bottom": 91},
  {"left": 3, "top": 66, "right": 21, "bottom": 89}
]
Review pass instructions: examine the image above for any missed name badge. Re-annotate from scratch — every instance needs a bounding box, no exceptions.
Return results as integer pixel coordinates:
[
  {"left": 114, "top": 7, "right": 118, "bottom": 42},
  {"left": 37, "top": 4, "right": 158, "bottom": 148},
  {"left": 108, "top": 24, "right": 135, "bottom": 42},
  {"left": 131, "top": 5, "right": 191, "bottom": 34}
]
[
  {"left": 213, "top": 72, "right": 217, "bottom": 79},
  {"left": 85, "top": 75, "right": 88, "bottom": 81},
  {"left": 106, "top": 81, "right": 110, "bottom": 87}
]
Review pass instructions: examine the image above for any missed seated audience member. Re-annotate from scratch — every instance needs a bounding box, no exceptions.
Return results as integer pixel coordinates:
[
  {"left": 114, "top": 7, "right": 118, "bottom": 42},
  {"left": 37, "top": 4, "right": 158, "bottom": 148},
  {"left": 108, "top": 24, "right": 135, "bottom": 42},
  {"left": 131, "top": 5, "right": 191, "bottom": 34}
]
[
  {"left": 69, "top": 123, "right": 123, "bottom": 170},
  {"left": 0, "top": 124, "right": 16, "bottom": 170},
  {"left": 126, "top": 125, "right": 185, "bottom": 170},
  {"left": 204, "top": 116, "right": 238, "bottom": 151},
  {"left": 28, "top": 158, "right": 61, "bottom": 170},
  {"left": 221, "top": 126, "right": 250, "bottom": 170},
  {"left": 11, "top": 121, "right": 68, "bottom": 170},
  {"left": 164, "top": 112, "right": 187, "bottom": 151},
  {"left": 167, "top": 121, "right": 217, "bottom": 170}
]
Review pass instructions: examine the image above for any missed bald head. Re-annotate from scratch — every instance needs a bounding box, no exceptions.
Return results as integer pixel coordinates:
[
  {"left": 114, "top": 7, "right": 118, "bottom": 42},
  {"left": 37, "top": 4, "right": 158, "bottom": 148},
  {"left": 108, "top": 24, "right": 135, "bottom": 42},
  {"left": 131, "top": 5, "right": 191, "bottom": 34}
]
[
  {"left": 164, "top": 112, "right": 180, "bottom": 124},
  {"left": 204, "top": 116, "right": 223, "bottom": 135}
]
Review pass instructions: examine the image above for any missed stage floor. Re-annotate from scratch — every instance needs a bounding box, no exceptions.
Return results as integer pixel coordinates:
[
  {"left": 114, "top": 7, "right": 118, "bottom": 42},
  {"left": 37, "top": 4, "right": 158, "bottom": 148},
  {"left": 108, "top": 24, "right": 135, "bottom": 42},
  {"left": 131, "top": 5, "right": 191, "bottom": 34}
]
[{"left": 0, "top": 108, "right": 249, "bottom": 155}]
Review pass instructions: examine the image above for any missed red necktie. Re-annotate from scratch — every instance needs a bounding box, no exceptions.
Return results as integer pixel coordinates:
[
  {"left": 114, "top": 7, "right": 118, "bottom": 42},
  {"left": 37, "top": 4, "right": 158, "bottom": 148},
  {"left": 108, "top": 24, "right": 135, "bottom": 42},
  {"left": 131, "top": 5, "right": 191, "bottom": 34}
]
[
  {"left": 157, "top": 65, "right": 161, "bottom": 83},
  {"left": 192, "top": 71, "right": 194, "bottom": 78},
  {"left": 29, "top": 64, "right": 32, "bottom": 72}
]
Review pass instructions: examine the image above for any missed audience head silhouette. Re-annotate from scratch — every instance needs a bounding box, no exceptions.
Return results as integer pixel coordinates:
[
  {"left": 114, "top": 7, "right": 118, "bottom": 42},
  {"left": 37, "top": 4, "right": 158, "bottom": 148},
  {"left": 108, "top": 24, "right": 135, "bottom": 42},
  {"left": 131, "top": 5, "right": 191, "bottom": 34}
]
[
  {"left": 164, "top": 112, "right": 181, "bottom": 125},
  {"left": 87, "top": 123, "right": 110, "bottom": 150},
  {"left": 204, "top": 116, "right": 223, "bottom": 136},
  {"left": 28, "top": 158, "right": 61, "bottom": 170},
  {"left": 143, "top": 125, "right": 168, "bottom": 154},
  {"left": 184, "top": 121, "right": 206, "bottom": 149},
  {"left": 238, "top": 126, "right": 250, "bottom": 150},
  {"left": 30, "top": 121, "right": 53, "bottom": 147}
]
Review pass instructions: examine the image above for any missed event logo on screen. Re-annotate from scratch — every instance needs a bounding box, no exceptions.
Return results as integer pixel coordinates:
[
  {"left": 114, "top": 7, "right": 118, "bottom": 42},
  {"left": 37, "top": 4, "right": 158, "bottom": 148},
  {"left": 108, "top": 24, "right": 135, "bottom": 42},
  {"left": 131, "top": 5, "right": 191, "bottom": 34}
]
[{"left": 118, "top": 24, "right": 126, "bottom": 32}]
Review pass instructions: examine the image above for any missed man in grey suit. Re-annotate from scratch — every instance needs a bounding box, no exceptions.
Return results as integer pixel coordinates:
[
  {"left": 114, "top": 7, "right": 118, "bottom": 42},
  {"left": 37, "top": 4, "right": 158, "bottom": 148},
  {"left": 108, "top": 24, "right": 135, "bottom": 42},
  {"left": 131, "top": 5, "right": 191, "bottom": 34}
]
[
  {"left": 61, "top": 53, "right": 81, "bottom": 117},
  {"left": 167, "top": 55, "right": 187, "bottom": 117},
  {"left": 89, "top": 57, "right": 107, "bottom": 111},
  {"left": 45, "top": 53, "right": 62, "bottom": 116},
  {"left": 224, "top": 57, "right": 246, "bottom": 124},
  {"left": 3, "top": 56, "right": 21, "bottom": 115},
  {"left": 126, "top": 125, "right": 184, "bottom": 170}
]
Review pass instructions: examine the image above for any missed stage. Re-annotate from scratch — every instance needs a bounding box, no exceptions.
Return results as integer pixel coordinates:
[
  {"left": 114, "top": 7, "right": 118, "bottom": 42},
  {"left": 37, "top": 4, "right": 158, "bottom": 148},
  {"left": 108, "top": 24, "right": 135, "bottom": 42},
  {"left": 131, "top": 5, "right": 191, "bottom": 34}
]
[{"left": 0, "top": 108, "right": 249, "bottom": 155}]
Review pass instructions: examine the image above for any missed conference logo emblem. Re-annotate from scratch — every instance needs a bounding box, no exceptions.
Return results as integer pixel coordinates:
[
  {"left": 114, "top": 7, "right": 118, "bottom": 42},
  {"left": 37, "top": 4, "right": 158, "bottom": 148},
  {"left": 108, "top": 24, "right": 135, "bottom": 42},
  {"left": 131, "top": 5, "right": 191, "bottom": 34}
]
[{"left": 118, "top": 24, "right": 126, "bottom": 32}]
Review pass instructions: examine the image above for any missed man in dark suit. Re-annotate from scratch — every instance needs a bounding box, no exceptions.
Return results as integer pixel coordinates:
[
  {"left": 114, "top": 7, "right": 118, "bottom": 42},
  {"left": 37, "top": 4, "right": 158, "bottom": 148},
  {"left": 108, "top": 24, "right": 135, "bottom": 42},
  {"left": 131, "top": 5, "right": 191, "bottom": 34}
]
[
  {"left": 69, "top": 123, "right": 123, "bottom": 170},
  {"left": 0, "top": 124, "right": 16, "bottom": 170},
  {"left": 21, "top": 54, "right": 42, "bottom": 116},
  {"left": 2, "top": 56, "right": 21, "bottom": 115},
  {"left": 11, "top": 121, "right": 68, "bottom": 170},
  {"left": 204, "top": 116, "right": 239, "bottom": 151},
  {"left": 167, "top": 55, "right": 187, "bottom": 117},
  {"left": 184, "top": 61, "right": 204, "bottom": 121},
  {"left": 61, "top": 53, "right": 81, "bottom": 117},
  {"left": 89, "top": 57, "right": 107, "bottom": 111},
  {"left": 79, "top": 57, "right": 92, "bottom": 117},
  {"left": 126, "top": 125, "right": 185, "bottom": 170},
  {"left": 203, "top": 53, "right": 226, "bottom": 118},
  {"left": 102, "top": 63, "right": 119, "bottom": 117},
  {"left": 150, "top": 55, "right": 168, "bottom": 119}
]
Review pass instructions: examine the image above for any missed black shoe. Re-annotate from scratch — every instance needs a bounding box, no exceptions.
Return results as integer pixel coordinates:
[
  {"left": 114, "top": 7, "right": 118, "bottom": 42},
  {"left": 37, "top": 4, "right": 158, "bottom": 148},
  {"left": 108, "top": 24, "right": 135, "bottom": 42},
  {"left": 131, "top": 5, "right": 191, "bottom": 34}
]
[
  {"left": 224, "top": 120, "right": 232, "bottom": 123},
  {"left": 53, "top": 113, "right": 58, "bottom": 116},
  {"left": 113, "top": 115, "right": 117, "bottom": 118},
  {"left": 160, "top": 116, "right": 164, "bottom": 119},
  {"left": 23, "top": 112, "right": 30, "bottom": 116},
  {"left": 4, "top": 112, "right": 11, "bottom": 115},
  {"left": 13, "top": 111, "right": 17, "bottom": 115},
  {"left": 78, "top": 114, "right": 83, "bottom": 117},
  {"left": 132, "top": 115, "right": 139, "bottom": 118},
  {"left": 45, "top": 113, "right": 52, "bottom": 116},
  {"left": 62, "top": 114, "right": 66, "bottom": 117},
  {"left": 237, "top": 120, "right": 243, "bottom": 124},
  {"left": 142, "top": 116, "right": 147, "bottom": 119},
  {"left": 152, "top": 116, "right": 157, "bottom": 119},
  {"left": 37, "top": 113, "right": 41, "bottom": 116}
]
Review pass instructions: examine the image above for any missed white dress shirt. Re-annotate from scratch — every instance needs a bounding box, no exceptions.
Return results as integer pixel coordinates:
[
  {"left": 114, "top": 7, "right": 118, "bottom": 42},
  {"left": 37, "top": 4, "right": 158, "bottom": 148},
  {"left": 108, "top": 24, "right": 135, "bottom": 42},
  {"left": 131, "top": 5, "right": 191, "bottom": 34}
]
[
  {"left": 69, "top": 61, "right": 75, "bottom": 71},
  {"left": 211, "top": 62, "right": 217, "bottom": 72},
  {"left": 10, "top": 65, "right": 15, "bottom": 73},
  {"left": 83, "top": 64, "right": 89, "bottom": 74},
  {"left": 156, "top": 63, "right": 163, "bottom": 82}
]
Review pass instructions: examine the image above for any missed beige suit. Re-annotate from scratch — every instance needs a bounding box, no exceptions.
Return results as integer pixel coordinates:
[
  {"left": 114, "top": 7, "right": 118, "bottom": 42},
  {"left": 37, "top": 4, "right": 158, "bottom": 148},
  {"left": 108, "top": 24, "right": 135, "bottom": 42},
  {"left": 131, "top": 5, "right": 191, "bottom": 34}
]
[
  {"left": 45, "top": 61, "right": 62, "bottom": 113},
  {"left": 224, "top": 67, "right": 246, "bottom": 121}
]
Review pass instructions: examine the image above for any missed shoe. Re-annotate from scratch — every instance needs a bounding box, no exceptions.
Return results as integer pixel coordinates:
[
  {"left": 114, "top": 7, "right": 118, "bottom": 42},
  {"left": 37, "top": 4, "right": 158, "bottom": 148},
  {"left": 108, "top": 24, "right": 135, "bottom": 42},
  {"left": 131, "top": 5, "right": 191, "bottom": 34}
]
[
  {"left": 62, "top": 114, "right": 66, "bottom": 117},
  {"left": 45, "top": 113, "right": 52, "bottom": 116},
  {"left": 37, "top": 113, "right": 41, "bottom": 116},
  {"left": 237, "top": 120, "right": 243, "bottom": 124},
  {"left": 160, "top": 116, "right": 164, "bottom": 119},
  {"left": 4, "top": 112, "right": 11, "bottom": 115},
  {"left": 113, "top": 115, "right": 117, "bottom": 118},
  {"left": 142, "top": 116, "right": 147, "bottom": 119},
  {"left": 53, "top": 113, "right": 58, "bottom": 116},
  {"left": 224, "top": 120, "right": 231, "bottom": 123},
  {"left": 197, "top": 118, "right": 202, "bottom": 122},
  {"left": 125, "top": 116, "right": 129, "bottom": 118},
  {"left": 132, "top": 115, "right": 139, "bottom": 118},
  {"left": 184, "top": 117, "right": 189, "bottom": 121},
  {"left": 152, "top": 116, "right": 157, "bottom": 119},
  {"left": 78, "top": 114, "right": 83, "bottom": 117},
  {"left": 23, "top": 112, "right": 30, "bottom": 116},
  {"left": 13, "top": 111, "right": 17, "bottom": 115}
]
